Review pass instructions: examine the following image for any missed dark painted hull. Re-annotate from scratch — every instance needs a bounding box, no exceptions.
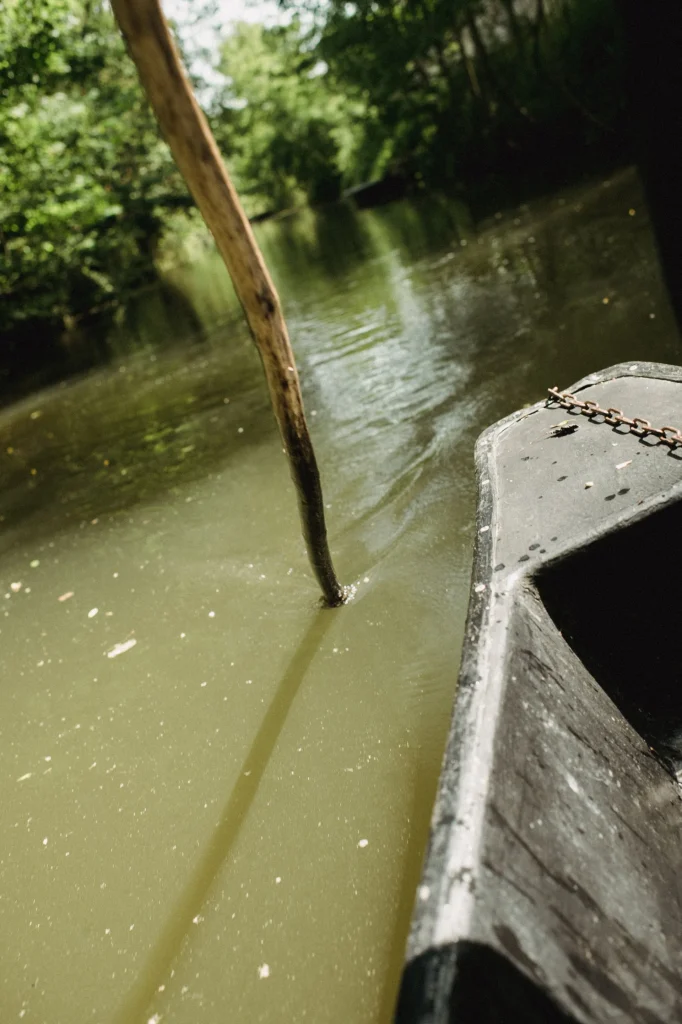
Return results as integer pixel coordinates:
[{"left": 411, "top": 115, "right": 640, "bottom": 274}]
[{"left": 397, "top": 363, "right": 682, "bottom": 1023}]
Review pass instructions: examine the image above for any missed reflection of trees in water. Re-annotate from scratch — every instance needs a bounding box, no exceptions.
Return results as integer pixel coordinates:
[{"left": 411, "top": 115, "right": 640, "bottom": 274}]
[{"left": 1, "top": 277, "right": 208, "bottom": 402}]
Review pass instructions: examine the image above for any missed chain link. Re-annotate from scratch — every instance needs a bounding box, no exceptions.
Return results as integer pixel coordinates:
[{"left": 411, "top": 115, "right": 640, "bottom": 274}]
[{"left": 546, "top": 387, "right": 682, "bottom": 448}]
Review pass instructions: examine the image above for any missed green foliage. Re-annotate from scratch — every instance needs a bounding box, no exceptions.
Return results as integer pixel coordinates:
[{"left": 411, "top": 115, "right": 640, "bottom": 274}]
[
  {"left": 214, "top": 20, "right": 365, "bottom": 214},
  {"left": 0, "top": 0, "right": 627, "bottom": 343},
  {"left": 0, "top": 0, "right": 189, "bottom": 332},
  {"left": 297, "top": 0, "right": 626, "bottom": 188}
]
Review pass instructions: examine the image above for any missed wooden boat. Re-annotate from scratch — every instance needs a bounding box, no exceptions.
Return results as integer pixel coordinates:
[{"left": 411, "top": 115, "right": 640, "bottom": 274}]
[{"left": 396, "top": 362, "right": 682, "bottom": 1024}]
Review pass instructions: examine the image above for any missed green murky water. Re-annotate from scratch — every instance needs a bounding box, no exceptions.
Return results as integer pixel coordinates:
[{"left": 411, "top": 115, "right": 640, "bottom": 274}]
[{"left": 0, "top": 170, "right": 679, "bottom": 1024}]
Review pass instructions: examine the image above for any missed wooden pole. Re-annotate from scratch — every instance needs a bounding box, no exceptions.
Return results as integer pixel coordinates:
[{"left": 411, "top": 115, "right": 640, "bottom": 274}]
[{"left": 110, "top": 0, "right": 346, "bottom": 606}]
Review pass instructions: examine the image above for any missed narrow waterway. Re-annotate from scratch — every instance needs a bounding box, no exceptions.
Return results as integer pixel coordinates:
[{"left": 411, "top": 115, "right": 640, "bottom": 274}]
[{"left": 0, "top": 170, "right": 678, "bottom": 1024}]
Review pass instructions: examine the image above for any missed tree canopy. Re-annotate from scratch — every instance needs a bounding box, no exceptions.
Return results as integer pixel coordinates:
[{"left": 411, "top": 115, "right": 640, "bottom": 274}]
[
  {"left": 1, "top": 0, "right": 626, "bottom": 341},
  {"left": 0, "top": 0, "right": 188, "bottom": 332}
]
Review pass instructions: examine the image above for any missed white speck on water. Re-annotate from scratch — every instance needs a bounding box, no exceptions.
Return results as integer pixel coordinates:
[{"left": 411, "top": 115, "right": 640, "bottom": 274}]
[
  {"left": 245, "top": 679, "right": 252, "bottom": 685},
  {"left": 113, "top": 572, "right": 119, "bottom": 578},
  {"left": 616, "top": 460, "right": 632, "bottom": 470},
  {"left": 200, "top": 681, "right": 207, "bottom": 687},
  {"left": 208, "top": 611, "right": 215, "bottom": 618},
  {"left": 192, "top": 915, "right": 204, "bottom": 924},
  {"left": 42, "top": 837, "right": 48, "bottom": 846},
  {"left": 30, "top": 559, "right": 40, "bottom": 568},
  {"left": 10, "top": 582, "right": 22, "bottom": 592},
  {"left": 58, "top": 591, "right": 74, "bottom": 602},
  {"left": 17, "top": 773, "right": 32, "bottom": 782},
  {"left": 180, "top": 632, "right": 186, "bottom": 638},
  {"left": 479, "top": 525, "right": 490, "bottom": 533},
  {"left": 584, "top": 481, "right": 594, "bottom": 489},
  {"left": 147, "top": 1015, "right": 162, "bottom": 1024},
  {"left": 418, "top": 885, "right": 430, "bottom": 901},
  {"left": 258, "top": 964, "right": 270, "bottom": 979},
  {"left": 107, "top": 639, "right": 137, "bottom": 659},
  {"left": 237, "top": 427, "right": 244, "bottom": 434},
  {"left": 474, "top": 583, "right": 486, "bottom": 594},
  {"left": 357, "top": 839, "right": 369, "bottom": 848},
  {"left": 88, "top": 608, "right": 98, "bottom": 618},
  {"left": 275, "top": 877, "right": 281, "bottom": 884},
  {"left": 566, "top": 774, "right": 580, "bottom": 794},
  {"left": 629, "top": 364, "right": 638, "bottom": 371},
  {"left": 44, "top": 756, "right": 51, "bottom": 762}
]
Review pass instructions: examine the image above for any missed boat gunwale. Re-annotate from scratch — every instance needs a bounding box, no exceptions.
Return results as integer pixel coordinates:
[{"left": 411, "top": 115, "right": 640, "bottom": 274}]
[{"left": 401, "top": 359, "right": 682, "bottom": 975}]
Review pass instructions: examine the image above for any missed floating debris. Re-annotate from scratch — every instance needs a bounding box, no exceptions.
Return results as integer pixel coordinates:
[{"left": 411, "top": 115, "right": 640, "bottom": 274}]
[
  {"left": 107, "top": 639, "right": 137, "bottom": 659},
  {"left": 58, "top": 592, "right": 74, "bottom": 602},
  {"left": 30, "top": 559, "right": 40, "bottom": 568},
  {"left": 88, "top": 608, "right": 99, "bottom": 619},
  {"left": 10, "top": 582, "right": 22, "bottom": 593},
  {"left": 616, "top": 460, "right": 632, "bottom": 470},
  {"left": 585, "top": 481, "right": 594, "bottom": 489},
  {"left": 357, "top": 839, "right": 369, "bottom": 849},
  {"left": 258, "top": 964, "right": 270, "bottom": 979},
  {"left": 548, "top": 421, "right": 579, "bottom": 438}
]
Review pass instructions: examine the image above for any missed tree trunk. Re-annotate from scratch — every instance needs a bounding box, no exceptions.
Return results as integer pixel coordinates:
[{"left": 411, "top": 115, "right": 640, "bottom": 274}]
[
  {"left": 618, "top": 0, "right": 682, "bottom": 336},
  {"left": 456, "top": 30, "right": 484, "bottom": 106},
  {"left": 465, "top": 14, "right": 496, "bottom": 113},
  {"left": 499, "top": 0, "right": 524, "bottom": 56},
  {"left": 110, "top": 0, "right": 346, "bottom": 606}
]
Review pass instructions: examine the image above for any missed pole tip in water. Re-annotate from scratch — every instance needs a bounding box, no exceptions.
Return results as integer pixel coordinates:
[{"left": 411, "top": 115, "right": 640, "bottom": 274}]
[{"left": 322, "top": 582, "right": 355, "bottom": 608}]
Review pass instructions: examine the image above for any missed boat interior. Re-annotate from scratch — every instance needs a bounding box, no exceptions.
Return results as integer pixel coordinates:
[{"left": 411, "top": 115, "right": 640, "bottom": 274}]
[{"left": 537, "top": 496, "right": 682, "bottom": 781}]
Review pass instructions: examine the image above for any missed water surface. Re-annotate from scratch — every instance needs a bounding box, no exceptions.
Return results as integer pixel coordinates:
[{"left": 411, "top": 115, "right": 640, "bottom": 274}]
[{"left": 0, "top": 170, "right": 679, "bottom": 1024}]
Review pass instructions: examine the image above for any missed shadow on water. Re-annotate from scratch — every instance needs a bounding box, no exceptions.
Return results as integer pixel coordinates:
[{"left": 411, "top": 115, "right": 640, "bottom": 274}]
[
  {"left": 377, "top": 753, "right": 444, "bottom": 1023},
  {"left": 111, "top": 608, "right": 337, "bottom": 1024}
]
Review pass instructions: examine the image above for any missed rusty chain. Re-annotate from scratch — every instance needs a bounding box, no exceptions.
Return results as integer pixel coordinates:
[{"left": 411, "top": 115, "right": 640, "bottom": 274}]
[{"left": 546, "top": 386, "right": 682, "bottom": 448}]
